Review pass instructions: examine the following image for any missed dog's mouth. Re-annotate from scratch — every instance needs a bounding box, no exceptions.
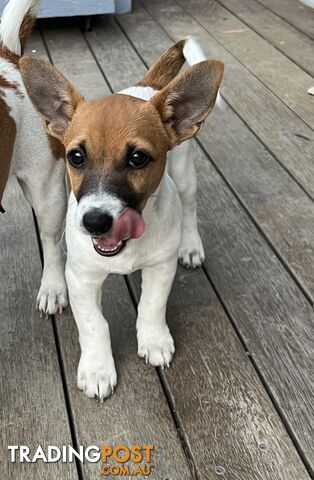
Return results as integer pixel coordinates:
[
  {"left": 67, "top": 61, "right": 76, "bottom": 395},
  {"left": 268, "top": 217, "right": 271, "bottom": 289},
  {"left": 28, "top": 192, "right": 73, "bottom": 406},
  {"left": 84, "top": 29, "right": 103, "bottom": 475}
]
[{"left": 92, "top": 207, "right": 145, "bottom": 257}]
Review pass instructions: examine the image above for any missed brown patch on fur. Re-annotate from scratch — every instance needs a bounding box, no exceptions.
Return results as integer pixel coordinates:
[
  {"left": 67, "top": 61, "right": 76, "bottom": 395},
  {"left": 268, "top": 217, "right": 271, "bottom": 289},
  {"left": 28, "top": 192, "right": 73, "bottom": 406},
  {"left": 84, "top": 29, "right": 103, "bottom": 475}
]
[
  {"left": 0, "top": 45, "right": 19, "bottom": 65},
  {"left": 0, "top": 73, "right": 23, "bottom": 97},
  {"left": 19, "top": 14, "right": 36, "bottom": 54},
  {"left": 64, "top": 94, "right": 170, "bottom": 205},
  {"left": 48, "top": 135, "right": 66, "bottom": 160},
  {"left": 0, "top": 94, "right": 16, "bottom": 206},
  {"left": 138, "top": 39, "right": 186, "bottom": 90}
]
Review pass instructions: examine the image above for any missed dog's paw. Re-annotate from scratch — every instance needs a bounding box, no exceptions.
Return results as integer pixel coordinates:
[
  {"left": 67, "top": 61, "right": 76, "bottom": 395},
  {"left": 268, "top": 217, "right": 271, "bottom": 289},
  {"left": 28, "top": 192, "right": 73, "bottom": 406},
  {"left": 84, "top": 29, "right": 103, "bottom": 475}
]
[
  {"left": 137, "top": 326, "right": 175, "bottom": 368},
  {"left": 36, "top": 277, "right": 68, "bottom": 316},
  {"left": 77, "top": 353, "right": 117, "bottom": 402},
  {"left": 178, "top": 230, "right": 205, "bottom": 269}
]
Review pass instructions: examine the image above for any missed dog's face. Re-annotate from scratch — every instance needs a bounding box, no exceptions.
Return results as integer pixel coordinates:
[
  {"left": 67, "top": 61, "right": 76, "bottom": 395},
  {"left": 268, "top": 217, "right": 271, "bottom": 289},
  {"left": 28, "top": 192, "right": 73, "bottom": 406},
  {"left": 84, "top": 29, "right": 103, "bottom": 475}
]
[
  {"left": 63, "top": 94, "right": 170, "bottom": 255},
  {"left": 20, "top": 44, "right": 223, "bottom": 257}
]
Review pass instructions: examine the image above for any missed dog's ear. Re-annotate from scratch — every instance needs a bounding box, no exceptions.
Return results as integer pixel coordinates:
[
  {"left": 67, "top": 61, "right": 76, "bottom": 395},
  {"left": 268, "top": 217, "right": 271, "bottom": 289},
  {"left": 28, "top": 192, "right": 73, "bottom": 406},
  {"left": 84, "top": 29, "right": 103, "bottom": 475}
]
[
  {"left": 151, "top": 60, "right": 224, "bottom": 145},
  {"left": 138, "top": 39, "right": 186, "bottom": 90},
  {"left": 19, "top": 57, "right": 84, "bottom": 141}
]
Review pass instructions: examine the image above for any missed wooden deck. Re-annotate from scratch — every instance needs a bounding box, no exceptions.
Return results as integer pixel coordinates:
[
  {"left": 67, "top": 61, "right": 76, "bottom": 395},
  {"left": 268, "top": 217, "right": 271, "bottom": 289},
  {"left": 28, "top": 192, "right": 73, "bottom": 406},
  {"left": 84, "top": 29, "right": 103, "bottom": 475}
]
[{"left": 1, "top": 1, "right": 314, "bottom": 478}]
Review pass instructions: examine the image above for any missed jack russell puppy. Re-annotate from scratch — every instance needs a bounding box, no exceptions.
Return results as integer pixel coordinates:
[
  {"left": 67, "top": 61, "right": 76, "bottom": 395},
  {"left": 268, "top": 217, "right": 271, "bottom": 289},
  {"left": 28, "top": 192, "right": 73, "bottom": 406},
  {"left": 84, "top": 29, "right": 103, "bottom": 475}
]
[
  {"left": 20, "top": 32, "right": 223, "bottom": 401},
  {"left": 0, "top": 0, "right": 68, "bottom": 314}
]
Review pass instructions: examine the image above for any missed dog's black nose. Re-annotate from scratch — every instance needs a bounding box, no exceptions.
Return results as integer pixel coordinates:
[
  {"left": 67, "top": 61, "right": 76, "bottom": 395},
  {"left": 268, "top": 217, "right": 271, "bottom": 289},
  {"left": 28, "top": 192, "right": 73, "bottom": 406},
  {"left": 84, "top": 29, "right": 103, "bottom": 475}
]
[{"left": 83, "top": 209, "right": 113, "bottom": 235}]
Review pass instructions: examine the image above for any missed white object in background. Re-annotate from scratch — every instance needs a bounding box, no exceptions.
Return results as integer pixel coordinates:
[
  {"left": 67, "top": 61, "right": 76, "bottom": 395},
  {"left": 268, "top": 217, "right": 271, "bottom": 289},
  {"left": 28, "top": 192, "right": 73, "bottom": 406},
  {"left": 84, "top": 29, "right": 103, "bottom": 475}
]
[
  {"left": 0, "top": 0, "right": 132, "bottom": 18},
  {"left": 299, "top": 0, "right": 314, "bottom": 8}
]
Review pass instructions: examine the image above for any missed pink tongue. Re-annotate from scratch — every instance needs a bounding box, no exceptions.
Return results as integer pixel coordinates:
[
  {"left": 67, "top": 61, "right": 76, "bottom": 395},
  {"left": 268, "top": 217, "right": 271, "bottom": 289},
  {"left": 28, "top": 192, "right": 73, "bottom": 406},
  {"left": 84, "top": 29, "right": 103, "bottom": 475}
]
[{"left": 94, "top": 208, "right": 145, "bottom": 251}]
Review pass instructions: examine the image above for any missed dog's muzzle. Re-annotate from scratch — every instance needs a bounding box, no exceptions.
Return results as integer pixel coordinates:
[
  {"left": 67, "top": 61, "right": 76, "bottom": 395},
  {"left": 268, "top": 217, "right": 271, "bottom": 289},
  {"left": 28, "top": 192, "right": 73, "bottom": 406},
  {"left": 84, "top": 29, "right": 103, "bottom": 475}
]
[{"left": 83, "top": 207, "right": 145, "bottom": 257}]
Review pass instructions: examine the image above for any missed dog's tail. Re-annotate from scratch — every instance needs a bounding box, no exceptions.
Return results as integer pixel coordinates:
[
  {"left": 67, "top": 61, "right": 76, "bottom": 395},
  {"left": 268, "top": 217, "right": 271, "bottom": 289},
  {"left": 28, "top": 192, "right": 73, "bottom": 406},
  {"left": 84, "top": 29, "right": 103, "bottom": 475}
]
[
  {"left": 0, "top": 0, "right": 40, "bottom": 56},
  {"left": 183, "top": 36, "right": 222, "bottom": 106},
  {"left": 182, "top": 36, "right": 206, "bottom": 66}
]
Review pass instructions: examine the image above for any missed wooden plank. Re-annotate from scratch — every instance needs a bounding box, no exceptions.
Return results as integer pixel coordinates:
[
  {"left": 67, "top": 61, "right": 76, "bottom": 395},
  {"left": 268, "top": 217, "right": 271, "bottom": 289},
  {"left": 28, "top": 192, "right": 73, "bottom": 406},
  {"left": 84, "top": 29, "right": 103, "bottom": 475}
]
[
  {"left": 36, "top": 26, "right": 194, "bottom": 480},
  {"left": 138, "top": 0, "right": 314, "bottom": 212},
  {"left": 192, "top": 143, "right": 314, "bottom": 475},
  {"left": 176, "top": 0, "right": 314, "bottom": 129},
  {"left": 40, "top": 20, "right": 110, "bottom": 100},
  {"left": 86, "top": 18, "right": 147, "bottom": 92},
  {"left": 85, "top": 15, "right": 314, "bottom": 476},
  {"left": 257, "top": 0, "right": 314, "bottom": 40},
  {"left": 215, "top": 0, "right": 314, "bottom": 76},
  {"left": 129, "top": 267, "right": 311, "bottom": 480},
  {"left": 0, "top": 178, "right": 78, "bottom": 479},
  {"left": 117, "top": 0, "right": 314, "bottom": 306}
]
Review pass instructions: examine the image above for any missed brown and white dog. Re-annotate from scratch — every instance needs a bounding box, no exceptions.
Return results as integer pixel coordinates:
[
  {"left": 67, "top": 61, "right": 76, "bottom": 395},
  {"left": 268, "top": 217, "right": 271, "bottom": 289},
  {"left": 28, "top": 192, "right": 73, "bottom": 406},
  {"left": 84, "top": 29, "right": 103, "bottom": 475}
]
[
  {"left": 20, "top": 28, "right": 223, "bottom": 400},
  {"left": 0, "top": 0, "right": 68, "bottom": 314}
]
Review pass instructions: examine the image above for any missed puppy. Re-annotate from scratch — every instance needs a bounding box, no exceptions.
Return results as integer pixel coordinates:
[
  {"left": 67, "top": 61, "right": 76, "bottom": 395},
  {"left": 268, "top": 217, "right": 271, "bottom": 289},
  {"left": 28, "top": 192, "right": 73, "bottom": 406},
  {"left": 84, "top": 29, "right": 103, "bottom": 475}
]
[
  {"left": 20, "top": 38, "right": 224, "bottom": 401},
  {"left": 0, "top": 0, "right": 68, "bottom": 314}
]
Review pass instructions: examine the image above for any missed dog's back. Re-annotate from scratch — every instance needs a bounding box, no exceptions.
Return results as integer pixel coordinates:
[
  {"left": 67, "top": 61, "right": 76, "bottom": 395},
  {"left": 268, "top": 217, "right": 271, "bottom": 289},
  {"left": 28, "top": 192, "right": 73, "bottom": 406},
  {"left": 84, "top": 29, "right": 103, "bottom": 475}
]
[{"left": 0, "top": 0, "right": 40, "bottom": 211}]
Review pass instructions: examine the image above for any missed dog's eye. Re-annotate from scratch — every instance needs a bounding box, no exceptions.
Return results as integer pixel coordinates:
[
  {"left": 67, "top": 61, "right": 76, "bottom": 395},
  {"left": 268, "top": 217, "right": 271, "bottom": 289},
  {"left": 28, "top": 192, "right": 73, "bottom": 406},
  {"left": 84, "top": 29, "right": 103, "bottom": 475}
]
[
  {"left": 67, "top": 148, "right": 86, "bottom": 168},
  {"left": 128, "top": 150, "right": 151, "bottom": 169}
]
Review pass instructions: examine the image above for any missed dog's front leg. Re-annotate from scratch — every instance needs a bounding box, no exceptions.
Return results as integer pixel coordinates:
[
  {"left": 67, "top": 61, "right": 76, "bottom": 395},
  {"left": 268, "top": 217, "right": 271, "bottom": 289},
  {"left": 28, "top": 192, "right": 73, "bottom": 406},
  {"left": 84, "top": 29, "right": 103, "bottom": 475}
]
[
  {"left": 66, "top": 264, "right": 117, "bottom": 401},
  {"left": 137, "top": 256, "right": 177, "bottom": 368}
]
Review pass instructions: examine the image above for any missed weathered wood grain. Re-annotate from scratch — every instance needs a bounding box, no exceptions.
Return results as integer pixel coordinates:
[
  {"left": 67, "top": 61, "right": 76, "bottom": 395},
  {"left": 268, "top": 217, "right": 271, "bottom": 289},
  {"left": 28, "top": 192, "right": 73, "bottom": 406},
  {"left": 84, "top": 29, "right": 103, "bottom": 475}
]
[
  {"left": 35, "top": 26, "right": 194, "bottom": 479},
  {"left": 86, "top": 18, "right": 147, "bottom": 92},
  {"left": 196, "top": 140, "right": 314, "bottom": 474},
  {"left": 256, "top": 0, "right": 314, "bottom": 39},
  {"left": 0, "top": 178, "right": 78, "bottom": 479},
  {"left": 215, "top": 0, "right": 314, "bottom": 76},
  {"left": 129, "top": 265, "right": 312, "bottom": 480},
  {"left": 139, "top": 0, "right": 314, "bottom": 199},
  {"left": 86, "top": 14, "right": 314, "bottom": 476},
  {"left": 40, "top": 20, "right": 110, "bottom": 100},
  {"left": 177, "top": 0, "right": 314, "bottom": 129}
]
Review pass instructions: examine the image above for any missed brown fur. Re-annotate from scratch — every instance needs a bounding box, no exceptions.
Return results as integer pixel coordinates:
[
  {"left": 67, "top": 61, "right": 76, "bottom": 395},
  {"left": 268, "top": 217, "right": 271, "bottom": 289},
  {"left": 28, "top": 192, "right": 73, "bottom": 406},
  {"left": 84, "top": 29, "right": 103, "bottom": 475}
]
[
  {"left": 48, "top": 135, "right": 66, "bottom": 161},
  {"left": 20, "top": 51, "right": 224, "bottom": 212},
  {"left": 138, "top": 39, "right": 186, "bottom": 90},
  {"left": 19, "top": 13, "right": 36, "bottom": 54},
  {"left": 0, "top": 93, "right": 16, "bottom": 206},
  {"left": 0, "top": 73, "right": 22, "bottom": 96},
  {"left": 0, "top": 45, "right": 19, "bottom": 65},
  {"left": 65, "top": 94, "right": 170, "bottom": 203}
]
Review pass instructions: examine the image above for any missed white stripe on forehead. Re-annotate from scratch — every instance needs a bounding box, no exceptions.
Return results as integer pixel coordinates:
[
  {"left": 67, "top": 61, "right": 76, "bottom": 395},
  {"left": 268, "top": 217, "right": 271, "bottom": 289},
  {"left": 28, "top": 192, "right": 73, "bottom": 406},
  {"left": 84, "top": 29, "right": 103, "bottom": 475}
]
[{"left": 118, "top": 85, "right": 157, "bottom": 101}]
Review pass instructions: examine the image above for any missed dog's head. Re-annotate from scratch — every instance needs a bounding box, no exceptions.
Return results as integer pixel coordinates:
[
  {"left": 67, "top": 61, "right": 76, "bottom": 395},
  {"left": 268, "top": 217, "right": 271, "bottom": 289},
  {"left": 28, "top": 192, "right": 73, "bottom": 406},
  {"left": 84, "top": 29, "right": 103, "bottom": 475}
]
[{"left": 20, "top": 42, "right": 223, "bottom": 257}]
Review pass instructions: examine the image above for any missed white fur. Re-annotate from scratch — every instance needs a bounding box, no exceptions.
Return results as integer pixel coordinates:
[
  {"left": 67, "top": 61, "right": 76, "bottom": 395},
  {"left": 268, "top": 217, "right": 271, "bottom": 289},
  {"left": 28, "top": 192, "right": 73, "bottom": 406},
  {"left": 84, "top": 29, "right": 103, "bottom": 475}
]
[
  {"left": 1, "top": 58, "right": 68, "bottom": 315},
  {"left": 0, "top": 0, "right": 40, "bottom": 55},
  {"left": 66, "top": 38, "right": 209, "bottom": 401},
  {"left": 66, "top": 176, "right": 182, "bottom": 400},
  {"left": 119, "top": 85, "right": 156, "bottom": 100}
]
